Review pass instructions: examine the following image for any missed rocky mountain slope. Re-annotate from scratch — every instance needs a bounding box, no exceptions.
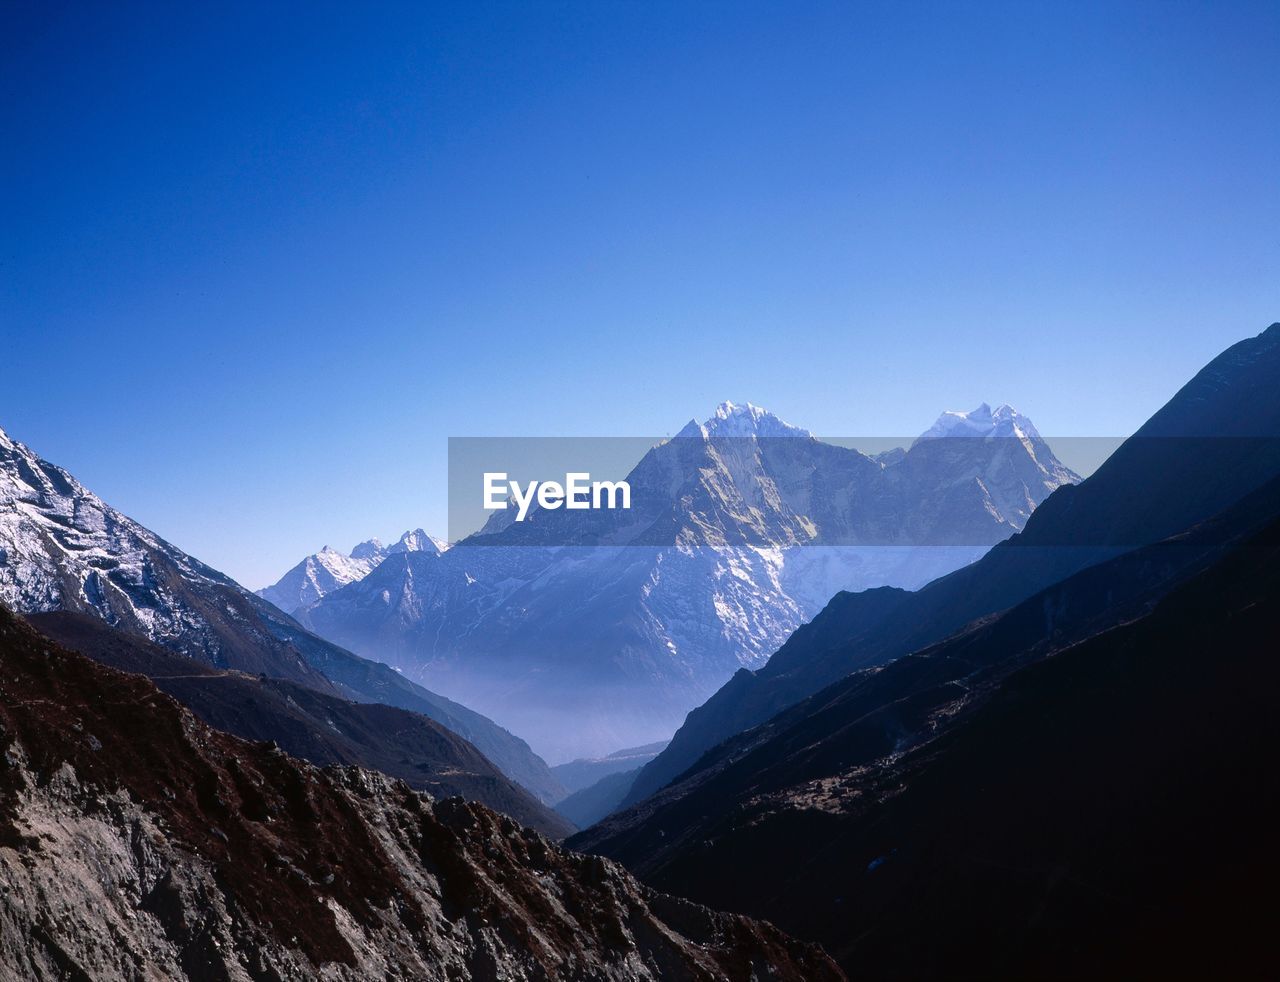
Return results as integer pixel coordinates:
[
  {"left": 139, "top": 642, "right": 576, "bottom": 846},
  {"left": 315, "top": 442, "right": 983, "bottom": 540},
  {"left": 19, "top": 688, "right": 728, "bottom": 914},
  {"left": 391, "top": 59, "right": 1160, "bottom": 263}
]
[
  {"left": 0, "top": 427, "right": 562, "bottom": 802},
  {"left": 573, "top": 465, "right": 1280, "bottom": 977},
  {"left": 258, "top": 529, "right": 446, "bottom": 615},
  {"left": 301, "top": 401, "right": 1075, "bottom": 761},
  {"left": 625, "top": 324, "right": 1280, "bottom": 803},
  {"left": 30, "top": 611, "right": 571, "bottom": 838},
  {"left": 0, "top": 601, "right": 840, "bottom": 981},
  {"left": 0, "top": 425, "right": 327, "bottom": 689}
]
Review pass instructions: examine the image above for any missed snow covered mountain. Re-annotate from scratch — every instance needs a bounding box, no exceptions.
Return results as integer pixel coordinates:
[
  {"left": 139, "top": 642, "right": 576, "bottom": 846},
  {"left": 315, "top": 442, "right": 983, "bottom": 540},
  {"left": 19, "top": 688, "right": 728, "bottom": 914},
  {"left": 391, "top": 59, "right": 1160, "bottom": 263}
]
[
  {"left": 0, "top": 426, "right": 562, "bottom": 801},
  {"left": 301, "top": 402, "right": 1078, "bottom": 761},
  {"left": 0, "top": 425, "right": 327, "bottom": 686},
  {"left": 258, "top": 529, "right": 446, "bottom": 615},
  {"left": 387, "top": 528, "right": 449, "bottom": 555},
  {"left": 257, "top": 546, "right": 380, "bottom": 616},
  {"left": 919, "top": 401, "right": 1041, "bottom": 440}
]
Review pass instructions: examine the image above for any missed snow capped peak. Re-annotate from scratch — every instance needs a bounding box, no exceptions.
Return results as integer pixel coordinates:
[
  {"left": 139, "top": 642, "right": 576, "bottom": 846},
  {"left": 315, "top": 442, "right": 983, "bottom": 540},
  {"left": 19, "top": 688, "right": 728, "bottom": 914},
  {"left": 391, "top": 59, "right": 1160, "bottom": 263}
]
[
  {"left": 350, "top": 538, "right": 384, "bottom": 560},
  {"left": 388, "top": 528, "right": 447, "bottom": 555},
  {"left": 712, "top": 401, "right": 766, "bottom": 426},
  {"left": 260, "top": 527, "right": 449, "bottom": 612},
  {"left": 920, "top": 403, "right": 1042, "bottom": 442},
  {"left": 259, "top": 544, "right": 379, "bottom": 613},
  {"left": 697, "top": 402, "right": 813, "bottom": 440},
  {"left": 0, "top": 425, "right": 14, "bottom": 451},
  {"left": 714, "top": 400, "right": 753, "bottom": 419}
]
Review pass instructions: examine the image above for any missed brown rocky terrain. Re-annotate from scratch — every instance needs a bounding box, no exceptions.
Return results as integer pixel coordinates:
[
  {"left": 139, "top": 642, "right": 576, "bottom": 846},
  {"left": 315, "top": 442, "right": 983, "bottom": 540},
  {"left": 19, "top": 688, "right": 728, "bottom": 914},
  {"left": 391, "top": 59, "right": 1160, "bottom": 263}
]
[
  {"left": 29, "top": 610, "right": 572, "bottom": 839},
  {"left": 0, "top": 602, "right": 841, "bottom": 981}
]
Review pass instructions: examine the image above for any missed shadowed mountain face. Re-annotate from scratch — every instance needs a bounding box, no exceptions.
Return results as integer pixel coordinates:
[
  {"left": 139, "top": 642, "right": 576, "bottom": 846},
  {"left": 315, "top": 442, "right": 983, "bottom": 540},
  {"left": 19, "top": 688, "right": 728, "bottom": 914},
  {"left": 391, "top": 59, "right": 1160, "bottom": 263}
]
[
  {"left": 551, "top": 741, "right": 669, "bottom": 798},
  {"left": 29, "top": 611, "right": 572, "bottom": 838},
  {"left": 300, "top": 401, "right": 1075, "bottom": 761},
  {"left": 556, "top": 766, "right": 646, "bottom": 831},
  {"left": 549, "top": 742, "right": 669, "bottom": 830},
  {"left": 0, "top": 603, "right": 841, "bottom": 981},
  {"left": 0, "top": 427, "right": 563, "bottom": 803},
  {"left": 626, "top": 323, "right": 1280, "bottom": 804},
  {"left": 573, "top": 471, "right": 1280, "bottom": 978}
]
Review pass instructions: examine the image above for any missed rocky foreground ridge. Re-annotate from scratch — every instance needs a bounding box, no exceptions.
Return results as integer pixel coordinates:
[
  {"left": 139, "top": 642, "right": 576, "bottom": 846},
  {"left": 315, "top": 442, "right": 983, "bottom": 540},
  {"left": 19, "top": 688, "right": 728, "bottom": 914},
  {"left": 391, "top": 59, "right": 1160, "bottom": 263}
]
[{"left": 0, "top": 604, "right": 840, "bottom": 981}]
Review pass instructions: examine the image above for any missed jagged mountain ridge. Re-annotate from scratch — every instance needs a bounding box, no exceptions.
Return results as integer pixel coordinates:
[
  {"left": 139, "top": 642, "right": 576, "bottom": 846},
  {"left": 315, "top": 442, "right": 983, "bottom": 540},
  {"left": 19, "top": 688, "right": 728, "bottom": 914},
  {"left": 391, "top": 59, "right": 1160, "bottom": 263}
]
[
  {"left": 0, "top": 427, "right": 563, "bottom": 802},
  {"left": 0, "top": 426, "right": 330, "bottom": 689},
  {"left": 257, "top": 545, "right": 381, "bottom": 616},
  {"left": 302, "top": 401, "right": 1077, "bottom": 761},
  {"left": 625, "top": 324, "right": 1280, "bottom": 803},
  {"left": 0, "top": 602, "right": 841, "bottom": 981},
  {"left": 257, "top": 529, "right": 447, "bottom": 615}
]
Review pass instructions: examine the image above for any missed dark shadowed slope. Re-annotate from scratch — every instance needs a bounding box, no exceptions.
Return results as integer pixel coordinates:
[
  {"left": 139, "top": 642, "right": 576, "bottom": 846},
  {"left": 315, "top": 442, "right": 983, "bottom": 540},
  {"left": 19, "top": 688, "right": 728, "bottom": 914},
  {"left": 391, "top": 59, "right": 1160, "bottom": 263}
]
[
  {"left": 555, "top": 767, "right": 644, "bottom": 830},
  {"left": 0, "top": 602, "right": 841, "bottom": 981},
  {"left": 551, "top": 741, "right": 669, "bottom": 797},
  {"left": 627, "top": 322, "right": 1280, "bottom": 804},
  {"left": 29, "top": 611, "right": 572, "bottom": 838},
  {"left": 246, "top": 600, "right": 566, "bottom": 802},
  {"left": 579, "top": 474, "right": 1280, "bottom": 861},
  {"left": 575, "top": 478, "right": 1280, "bottom": 978}
]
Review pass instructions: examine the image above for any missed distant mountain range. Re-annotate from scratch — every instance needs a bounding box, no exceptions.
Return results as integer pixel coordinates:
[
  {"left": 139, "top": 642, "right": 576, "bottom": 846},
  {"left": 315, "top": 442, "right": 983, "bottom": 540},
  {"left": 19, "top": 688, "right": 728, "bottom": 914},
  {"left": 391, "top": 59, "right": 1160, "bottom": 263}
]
[
  {"left": 290, "top": 401, "right": 1076, "bottom": 761},
  {"left": 257, "top": 529, "right": 448, "bottom": 615},
  {"left": 6, "top": 324, "right": 1277, "bottom": 979},
  {"left": 571, "top": 323, "right": 1280, "bottom": 978},
  {"left": 0, "top": 427, "right": 562, "bottom": 805}
]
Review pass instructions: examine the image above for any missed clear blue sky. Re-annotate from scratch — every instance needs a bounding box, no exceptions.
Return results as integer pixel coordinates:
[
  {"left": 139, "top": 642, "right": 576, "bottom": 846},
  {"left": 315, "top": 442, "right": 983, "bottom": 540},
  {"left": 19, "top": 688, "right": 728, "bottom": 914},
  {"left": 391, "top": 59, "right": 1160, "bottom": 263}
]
[{"left": 3, "top": 1, "right": 1278, "bottom": 587}]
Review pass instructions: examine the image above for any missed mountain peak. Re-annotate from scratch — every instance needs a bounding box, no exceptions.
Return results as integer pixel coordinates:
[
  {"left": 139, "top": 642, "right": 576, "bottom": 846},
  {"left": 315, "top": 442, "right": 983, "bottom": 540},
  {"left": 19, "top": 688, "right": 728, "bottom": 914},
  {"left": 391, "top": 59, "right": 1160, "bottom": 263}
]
[
  {"left": 691, "top": 402, "right": 813, "bottom": 439},
  {"left": 920, "top": 403, "right": 1042, "bottom": 441},
  {"left": 714, "top": 399, "right": 757, "bottom": 418},
  {"left": 350, "top": 538, "right": 384, "bottom": 560},
  {"left": 388, "top": 528, "right": 447, "bottom": 555},
  {"left": 711, "top": 401, "right": 770, "bottom": 425}
]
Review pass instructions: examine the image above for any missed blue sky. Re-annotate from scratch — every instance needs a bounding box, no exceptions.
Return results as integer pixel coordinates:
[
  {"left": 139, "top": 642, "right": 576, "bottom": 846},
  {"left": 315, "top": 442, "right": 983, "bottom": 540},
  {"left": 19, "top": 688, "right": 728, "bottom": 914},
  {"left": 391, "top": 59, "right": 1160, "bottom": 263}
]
[{"left": 3, "top": 1, "right": 1278, "bottom": 587}]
